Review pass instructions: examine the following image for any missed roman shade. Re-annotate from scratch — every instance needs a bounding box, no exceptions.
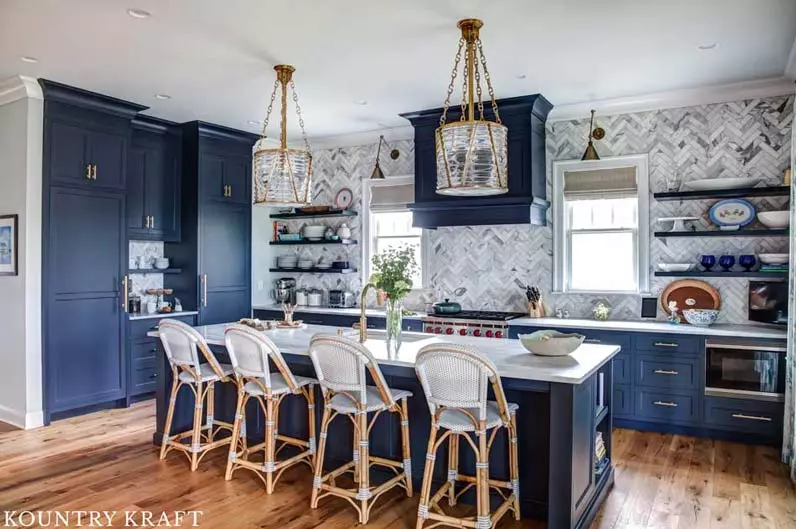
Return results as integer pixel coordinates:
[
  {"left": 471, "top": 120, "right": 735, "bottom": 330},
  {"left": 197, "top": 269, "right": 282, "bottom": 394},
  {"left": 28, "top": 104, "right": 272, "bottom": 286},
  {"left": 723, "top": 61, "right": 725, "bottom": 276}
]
[
  {"left": 369, "top": 181, "right": 414, "bottom": 212},
  {"left": 563, "top": 166, "right": 638, "bottom": 200}
]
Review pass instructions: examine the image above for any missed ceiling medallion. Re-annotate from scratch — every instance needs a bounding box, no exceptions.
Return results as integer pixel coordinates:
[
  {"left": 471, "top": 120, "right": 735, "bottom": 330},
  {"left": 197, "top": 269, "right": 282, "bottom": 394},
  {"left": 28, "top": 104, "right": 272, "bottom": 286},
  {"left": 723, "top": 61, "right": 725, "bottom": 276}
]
[
  {"left": 435, "top": 18, "right": 508, "bottom": 196},
  {"left": 253, "top": 64, "right": 313, "bottom": 207}
]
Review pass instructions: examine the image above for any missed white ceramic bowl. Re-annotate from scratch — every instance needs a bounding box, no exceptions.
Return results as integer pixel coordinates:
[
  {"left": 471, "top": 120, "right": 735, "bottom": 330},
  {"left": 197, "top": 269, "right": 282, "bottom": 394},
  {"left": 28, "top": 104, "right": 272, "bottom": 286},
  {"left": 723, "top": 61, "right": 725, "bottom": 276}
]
[
  {"left": 518, "top": 330, "right": 585, "bottom": 357},
  {"left": 758, "top": 253, "right": 789, "bottom": 265},
  {"left": 154, "top": 258, "right": 170, "bottom": 270},
  {"left": 757, "top": 211, "right": 790, "bottom": 229},
  {"left": 657, "top": 263, "right": 695, "bottom": 272},
  {"left": 302, "top": 226, "right": 327, "bottom": 239},
  {"left": 682, "top": 309, "right": 720, "bottom": 327}
]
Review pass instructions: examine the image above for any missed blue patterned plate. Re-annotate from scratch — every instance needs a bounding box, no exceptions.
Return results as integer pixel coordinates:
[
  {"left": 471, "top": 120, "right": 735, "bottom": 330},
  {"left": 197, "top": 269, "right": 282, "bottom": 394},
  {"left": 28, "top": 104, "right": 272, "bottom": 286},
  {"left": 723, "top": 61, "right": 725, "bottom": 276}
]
[{"left": 708, "top": 199, "right": 756, "bottom": 229}]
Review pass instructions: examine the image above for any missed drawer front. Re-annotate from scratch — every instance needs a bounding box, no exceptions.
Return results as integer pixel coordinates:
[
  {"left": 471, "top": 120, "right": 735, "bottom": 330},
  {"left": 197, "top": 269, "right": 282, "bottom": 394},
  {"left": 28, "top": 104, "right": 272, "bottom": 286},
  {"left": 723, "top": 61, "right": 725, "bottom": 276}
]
[
  {"left": 635, "top": 390, "right": 698, "bottom": 424},
  {"left": 403, "top": 319, "right": 424, "bottom": 333},
  {"left": 581, "top": 331, "right": 632, "bottom": 354},
  {"left": 635, "top": 354, "right": 699, "bottom": 390},
  {"left": 703, "top": 396, "right": 784, "bottom": 436},
  {"left": 252, "top": 309, "right": 281, "bottom": 320},
  {"left": 131, "top": 357, "right": 158, "bottom": 395},
  {"left": 130, "top": 341, "right": 159, "bottom": 361},
  {"left": 613, "top": 353, "right": 632, "bottom": 385},
  {"left": 635, "top": 334, "right": 701, "bottom": 355},
  {"left": 130, "top": 315, "right": 196, "bottom": 342},
  {"left": 613, "top": 384, "right": 633, "bottom": 417}
]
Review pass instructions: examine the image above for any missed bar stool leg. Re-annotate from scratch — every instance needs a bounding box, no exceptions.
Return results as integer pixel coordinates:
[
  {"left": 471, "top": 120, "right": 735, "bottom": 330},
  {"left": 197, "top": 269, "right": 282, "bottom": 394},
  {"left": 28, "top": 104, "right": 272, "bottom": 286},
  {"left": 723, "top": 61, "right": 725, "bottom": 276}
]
[
  {"left": 264, "top": 397, "right": 276, "bottom": 494},
  {"left": 307, "top": 386, "right": 317, "bottom": 465},
  {"left": 311, "top": 405, "right": 332, "bottom": 509},
  {"left": 225, "top": 384, "right": 246, "bottom": 481},
  {"left": 416, "top": 423, "right": 439, "bottom": 529},
  {"left": 357, "top": 406, "right": 371, "bottom": 524},
  {"left": 206, "top": 382, "right": 215, "bottom": 442},
  {"left": 160, "top": 377, "right": 179, "bottom": 460},
  {"left": 448, "top": 433, "right": 459, "bottom": 506},
  {"left": 189, "top": 381, "right": 204, "bottom": 471},
  {"left": 352, "top": 426, "right": 360, "bottom": 484},
  {"left": 476, "top": 424, "right": 490, "bottom": 529},
  {"left": 400, "top": 398, "right": 413, "bottom": 497},
  {"left": 509, "top": 413, "right": 520, "bottom": 520}
]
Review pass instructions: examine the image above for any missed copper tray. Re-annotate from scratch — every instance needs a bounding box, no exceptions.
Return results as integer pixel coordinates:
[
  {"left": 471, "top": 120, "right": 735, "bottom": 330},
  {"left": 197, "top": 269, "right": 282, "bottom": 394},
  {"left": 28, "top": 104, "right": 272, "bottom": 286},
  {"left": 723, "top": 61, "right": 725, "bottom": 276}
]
[{"left": 660, "top": 279, "right": 721, "bottom": 316}]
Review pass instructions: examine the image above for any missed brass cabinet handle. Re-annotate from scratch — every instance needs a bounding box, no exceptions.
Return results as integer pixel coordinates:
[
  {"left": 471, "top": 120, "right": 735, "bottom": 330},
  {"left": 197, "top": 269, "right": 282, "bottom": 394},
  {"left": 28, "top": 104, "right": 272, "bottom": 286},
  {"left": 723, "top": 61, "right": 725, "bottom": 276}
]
[
  {"left": 653, "top": 400, "right": 678, "bottom": 407},
  {"left": 585, "top": 339, "right": 602, "bottom": 344},
  {"left": 227, "top": 184, "right": 232, "bottom": 197},
  {"left": 201, "top": 274, "right": 208, "bottom": 307},
  {"left": 731, "top": 413, "right": 772, "bottom": 422},
  {"left": 653, "top": 369, "right": 679, "bottom": 376},
  {"left": 91, "top": 164, "right": 97, "bottom": 180},
  {"left": 85, "top": 163, "right": 92, "bottom": 180},
  {"left": 150, "top": 215, "right": 155, "bottom": 228},
  {"left": 145, "top": 216, "right": 150, "bottom": 228},
  {"left": 653, "top": 341, "right": 678, "bottom": 348},
  {"left": 122, "top": 275, "right": 129, "bottom": 312}
]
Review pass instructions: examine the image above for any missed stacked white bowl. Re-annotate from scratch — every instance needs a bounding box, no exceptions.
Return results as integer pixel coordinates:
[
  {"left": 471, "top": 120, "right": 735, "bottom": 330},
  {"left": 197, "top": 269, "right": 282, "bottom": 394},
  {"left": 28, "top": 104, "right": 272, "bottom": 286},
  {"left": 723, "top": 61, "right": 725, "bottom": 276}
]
[
  {"left": 298, "top": 259, "right": 315, "bottom": 270},
  {"left": 302, "top": 225, "right": 326, "bottom": 240},
  {"left": 276, "top": 255, "right": 298, "bottom": 269}
]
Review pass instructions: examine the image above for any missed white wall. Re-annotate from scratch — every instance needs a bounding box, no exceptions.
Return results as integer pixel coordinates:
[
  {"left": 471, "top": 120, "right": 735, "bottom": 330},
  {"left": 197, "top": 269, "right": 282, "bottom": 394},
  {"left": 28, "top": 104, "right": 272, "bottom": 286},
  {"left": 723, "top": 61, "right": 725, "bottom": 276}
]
[
  {"left": 251, "top": 205, "right": 273, "bottom": 306},
  {"left": 0, "top": 76, "right": 43, "bottom": 428}
]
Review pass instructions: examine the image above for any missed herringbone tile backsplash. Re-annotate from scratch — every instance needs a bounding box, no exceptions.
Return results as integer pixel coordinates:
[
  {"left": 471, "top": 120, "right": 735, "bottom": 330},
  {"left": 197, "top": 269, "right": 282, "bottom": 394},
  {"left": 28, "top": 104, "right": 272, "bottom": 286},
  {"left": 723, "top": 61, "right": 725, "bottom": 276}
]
[{"left": 269, "top": 95, "right": 793, "bottom": 323}]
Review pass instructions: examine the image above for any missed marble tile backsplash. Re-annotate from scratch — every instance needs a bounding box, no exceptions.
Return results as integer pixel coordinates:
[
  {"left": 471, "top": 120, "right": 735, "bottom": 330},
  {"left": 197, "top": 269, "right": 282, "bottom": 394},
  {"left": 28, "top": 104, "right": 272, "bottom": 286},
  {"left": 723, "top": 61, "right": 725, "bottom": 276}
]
[{"left": 129, "top": 241, "right": 164, "bottom": 306}]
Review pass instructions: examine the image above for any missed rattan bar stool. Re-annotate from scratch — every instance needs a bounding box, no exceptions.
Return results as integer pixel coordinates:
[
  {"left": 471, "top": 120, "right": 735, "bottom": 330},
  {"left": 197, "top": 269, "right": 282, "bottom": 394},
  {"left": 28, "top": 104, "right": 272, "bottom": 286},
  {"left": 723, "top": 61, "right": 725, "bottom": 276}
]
[
  {"left": 414, "top": 343, "right": 520, "bottom": 529},
  {"left": 223, "top": 324, "right": 317, "bottom": 493},
  {"left": 158, "top": 319, "right": 235, "bottom": 471},
  {"left": 308, "top": 334, "right": 413, "bottom": 524}
]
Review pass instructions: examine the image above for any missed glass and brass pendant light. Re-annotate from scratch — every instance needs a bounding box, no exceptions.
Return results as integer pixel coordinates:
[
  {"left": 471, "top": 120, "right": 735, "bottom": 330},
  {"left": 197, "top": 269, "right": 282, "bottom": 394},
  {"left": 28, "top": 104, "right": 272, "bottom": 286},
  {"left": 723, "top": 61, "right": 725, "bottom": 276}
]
[
  {"left": 435, "top": 18, "right": 508, "bottom": 196},
  {"left": 253, "top": 64, "right": 313, "bottom": 207}
]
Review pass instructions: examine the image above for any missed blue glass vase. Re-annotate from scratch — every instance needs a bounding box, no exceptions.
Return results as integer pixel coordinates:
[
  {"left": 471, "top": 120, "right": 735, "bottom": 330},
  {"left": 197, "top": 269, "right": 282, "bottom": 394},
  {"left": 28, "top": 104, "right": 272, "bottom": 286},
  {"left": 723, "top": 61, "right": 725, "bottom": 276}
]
[
  {"left": 700, "top": 255, "right": 717, "bottom": 271},
  {"left": 719, "top": 255, "right": 736, "bottom": 272},
  {"left": 739, "top": 254, "right": 756, "bottom": 271}
]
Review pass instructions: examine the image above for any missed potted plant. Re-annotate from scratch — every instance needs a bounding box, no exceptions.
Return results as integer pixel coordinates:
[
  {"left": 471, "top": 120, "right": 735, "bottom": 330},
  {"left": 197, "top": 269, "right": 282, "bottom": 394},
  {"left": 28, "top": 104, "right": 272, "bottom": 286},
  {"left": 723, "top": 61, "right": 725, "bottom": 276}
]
[{"left": 369, "top": 245, "right": 418, "bottom": 354}]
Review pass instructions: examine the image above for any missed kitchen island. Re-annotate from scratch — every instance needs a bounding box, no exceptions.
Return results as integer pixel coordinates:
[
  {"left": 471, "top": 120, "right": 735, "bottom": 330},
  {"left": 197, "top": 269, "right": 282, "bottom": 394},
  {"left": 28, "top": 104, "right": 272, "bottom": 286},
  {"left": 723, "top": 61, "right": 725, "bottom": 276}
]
[{"left": 150, "top": 324, "right": 621, "bottom": 529}]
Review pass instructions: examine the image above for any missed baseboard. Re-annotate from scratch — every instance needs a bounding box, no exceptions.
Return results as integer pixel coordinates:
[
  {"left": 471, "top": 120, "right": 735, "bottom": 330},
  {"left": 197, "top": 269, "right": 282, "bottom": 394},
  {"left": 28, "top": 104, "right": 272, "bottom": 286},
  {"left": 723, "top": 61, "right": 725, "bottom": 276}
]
[
  {"left": 25, "top": 410, "right": 44, "bottom": 429},
  {"left": 0, "top": 404, "right": 26, "bottom": 429}
]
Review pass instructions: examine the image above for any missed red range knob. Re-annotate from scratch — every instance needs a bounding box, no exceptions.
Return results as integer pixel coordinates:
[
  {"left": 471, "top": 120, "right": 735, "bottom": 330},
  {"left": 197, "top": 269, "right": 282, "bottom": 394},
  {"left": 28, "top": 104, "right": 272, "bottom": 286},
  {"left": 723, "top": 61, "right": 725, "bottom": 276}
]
[
  {"left": 485, "top": 330, "right": 494, "bottom": 338},
  {"left": 445, "top": 328, "right": 454, "bottom": 335},
  {"left": 434, "top": 327, "right": 442, "bottom": 334},
  {"left": 459, "top": 328, "right": 468, "bottom": 336},
  {"left": 425, "top": 327, "right": 435, "bottom": 334},
  {"left": 495, "top": 331, "right": 504, "bottom": 339},
  {"left": 473, "top": 329, "right": 482, "bottom": 337}
]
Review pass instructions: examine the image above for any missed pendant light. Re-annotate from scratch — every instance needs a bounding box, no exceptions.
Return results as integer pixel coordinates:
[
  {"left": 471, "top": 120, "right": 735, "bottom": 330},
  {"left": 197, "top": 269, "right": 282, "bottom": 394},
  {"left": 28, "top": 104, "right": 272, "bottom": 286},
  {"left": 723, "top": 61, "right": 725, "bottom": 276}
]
[
  {"left": 253, "top": 65, "right": 313, "bottom": 207},
  {"left": 435, "top": 18, "right": 508, "bottom": 196}
]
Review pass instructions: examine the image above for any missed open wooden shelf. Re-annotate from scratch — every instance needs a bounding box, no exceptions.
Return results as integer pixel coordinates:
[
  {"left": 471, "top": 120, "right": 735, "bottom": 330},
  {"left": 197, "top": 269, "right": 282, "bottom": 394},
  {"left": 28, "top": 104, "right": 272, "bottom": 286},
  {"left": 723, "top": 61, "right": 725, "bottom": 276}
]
[
  {"left": 269, "top": 239, "right": 358, "bottom": 246},
  {"left": 653, "top": 185, "right": 790, "bottom": 202},
  {"left": 269, "top": 210, "right": 357, "bottom": 220},
  {"left": 128, "top": 268, "right": 183, "bottom": 274},
  {"left": 269, "top": 268, "right": 357, "bottom": 274},
  {"left": 654, "top": 229, "right": 788, "bottom": 238},
  {"left": 654, "top": 270, "right": 788, "bottom": 279}
]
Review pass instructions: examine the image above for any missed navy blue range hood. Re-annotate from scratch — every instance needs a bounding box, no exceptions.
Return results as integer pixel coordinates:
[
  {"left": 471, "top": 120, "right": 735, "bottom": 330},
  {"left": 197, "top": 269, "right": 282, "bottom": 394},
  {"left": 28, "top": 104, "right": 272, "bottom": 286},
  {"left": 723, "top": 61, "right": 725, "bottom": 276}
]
[{"left": 400, "top": 94, "right": 552, "bottom": 229}]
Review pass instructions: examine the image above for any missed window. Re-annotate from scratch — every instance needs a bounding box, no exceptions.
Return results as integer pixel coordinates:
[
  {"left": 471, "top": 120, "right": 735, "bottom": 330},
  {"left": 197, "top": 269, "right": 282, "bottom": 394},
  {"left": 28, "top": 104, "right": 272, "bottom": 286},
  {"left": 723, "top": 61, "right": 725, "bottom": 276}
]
[
  {"left": 553, "top": 156, "right": 649, "bottom": 293},
  {"left": 363, "top": 177, "right": 425, "bottom": 288}
]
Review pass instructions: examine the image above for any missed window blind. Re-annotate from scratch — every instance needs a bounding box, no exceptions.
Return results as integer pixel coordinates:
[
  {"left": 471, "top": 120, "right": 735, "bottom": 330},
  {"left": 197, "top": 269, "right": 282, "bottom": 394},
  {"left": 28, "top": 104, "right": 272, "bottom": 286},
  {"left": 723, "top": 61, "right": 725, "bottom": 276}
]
[
  {"left": 563, "top": 167, "right": 638, "bottom": 200},
  {"left": 370, "top": 181, "right": 414, "bottom": 211}
]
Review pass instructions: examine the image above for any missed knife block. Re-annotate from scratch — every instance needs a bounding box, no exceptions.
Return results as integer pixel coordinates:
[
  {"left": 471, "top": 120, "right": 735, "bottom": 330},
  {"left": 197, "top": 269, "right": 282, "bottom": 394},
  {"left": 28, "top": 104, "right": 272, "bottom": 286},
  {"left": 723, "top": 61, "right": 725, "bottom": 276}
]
[{"left": 528, "top": 300, "right": 545, "bottom": 318}]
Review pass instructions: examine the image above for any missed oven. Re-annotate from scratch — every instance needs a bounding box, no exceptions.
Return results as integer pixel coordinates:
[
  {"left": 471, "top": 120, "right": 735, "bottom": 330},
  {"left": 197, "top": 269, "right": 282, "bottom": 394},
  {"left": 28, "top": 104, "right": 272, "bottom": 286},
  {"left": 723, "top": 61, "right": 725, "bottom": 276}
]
[{"left": 704, "top": 340, "right": 787, "bottom": 402}]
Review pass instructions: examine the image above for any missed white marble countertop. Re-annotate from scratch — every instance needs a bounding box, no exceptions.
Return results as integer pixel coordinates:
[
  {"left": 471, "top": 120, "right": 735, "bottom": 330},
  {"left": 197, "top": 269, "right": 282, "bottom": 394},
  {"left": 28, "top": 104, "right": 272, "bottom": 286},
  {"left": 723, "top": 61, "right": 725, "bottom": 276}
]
[
  {"left": 130, "top": 311, "right": 199, "bottom": 321},
  {"left": 509, "top": 317, "right": 787, "bottom": 340},
  {"left": 149, "top": 323, "right": 620, "bottom": 385},
  {"left": 252, "top": 304, "right": 424, "bottom": 320}
]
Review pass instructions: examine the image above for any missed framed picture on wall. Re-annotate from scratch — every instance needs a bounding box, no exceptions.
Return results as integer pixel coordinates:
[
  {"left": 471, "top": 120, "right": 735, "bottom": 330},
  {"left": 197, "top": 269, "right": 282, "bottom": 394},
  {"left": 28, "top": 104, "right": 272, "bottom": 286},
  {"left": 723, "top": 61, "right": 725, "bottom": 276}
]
[{"left": 0, "top": 214, "right": 19, "bottom": 276}]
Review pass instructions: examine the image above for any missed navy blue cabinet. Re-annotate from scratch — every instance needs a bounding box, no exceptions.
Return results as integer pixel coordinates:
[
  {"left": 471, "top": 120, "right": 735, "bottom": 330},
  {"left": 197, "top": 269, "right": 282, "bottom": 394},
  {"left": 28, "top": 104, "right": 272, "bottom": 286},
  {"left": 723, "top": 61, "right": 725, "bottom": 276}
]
[
  {"left": 127, "top": 117, "right": 182, "bottom": 242},
  {"left": 165, "top": 122, "right": 257, "bottom": 325},
  {"left": 127, "top": 315, "right": 196, "bottom": 397}
]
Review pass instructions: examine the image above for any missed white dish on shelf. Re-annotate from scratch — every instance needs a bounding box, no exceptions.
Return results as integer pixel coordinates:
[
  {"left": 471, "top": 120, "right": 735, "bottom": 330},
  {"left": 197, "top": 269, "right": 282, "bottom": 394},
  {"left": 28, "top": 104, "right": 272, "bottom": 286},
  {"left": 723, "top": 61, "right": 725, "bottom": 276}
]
[
  {"left": 657, "top": 263, "right": 696, "bottom": 272},
  {"left": 757, "top": 211, "right": 790, "bottom": 229},
  {"left": 656, "top": 217, "right": 700, "bottom": 232},
  {"left": 758, "top": 253, "right": 789, "bottom": 265},
  {"left": 682, "top": 177, "right": 761, "bottom": 191}
]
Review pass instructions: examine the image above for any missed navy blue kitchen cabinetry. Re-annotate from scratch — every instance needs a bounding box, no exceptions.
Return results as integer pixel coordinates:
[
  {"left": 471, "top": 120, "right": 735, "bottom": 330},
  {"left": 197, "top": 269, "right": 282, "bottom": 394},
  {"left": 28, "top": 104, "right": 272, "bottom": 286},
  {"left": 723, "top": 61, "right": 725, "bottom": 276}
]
[
  {"left": 165, "top": 122, "right": 258, "bottom": 326},
  {"left": 127, "top": 117, "right": 182, "bottom": 242},
  {"left": 128, "top": 315, "right": 196, "bottom": 397},
  {"left": 40, "top": 80, "right": 146, "bottom": 421}
]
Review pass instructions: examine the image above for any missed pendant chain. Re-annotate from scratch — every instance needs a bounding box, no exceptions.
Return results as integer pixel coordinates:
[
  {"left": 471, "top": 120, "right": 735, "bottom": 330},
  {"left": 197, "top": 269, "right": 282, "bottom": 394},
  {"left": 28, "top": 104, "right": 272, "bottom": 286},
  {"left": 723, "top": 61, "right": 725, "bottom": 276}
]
[
  {"left": 290, "top": 79, "right": 311, "bottom": 151},
  {"left": 477, "top": 39, "right": 501, "bottom": 124},
  {"left": 474, "top": 47, "right": 484, "bottom": 121},
  {"left": 260, "top": 79, "right": 280, "bottom": 139},
  {"left": 439, "top": 38, "right": 465, "bottom": 127}
]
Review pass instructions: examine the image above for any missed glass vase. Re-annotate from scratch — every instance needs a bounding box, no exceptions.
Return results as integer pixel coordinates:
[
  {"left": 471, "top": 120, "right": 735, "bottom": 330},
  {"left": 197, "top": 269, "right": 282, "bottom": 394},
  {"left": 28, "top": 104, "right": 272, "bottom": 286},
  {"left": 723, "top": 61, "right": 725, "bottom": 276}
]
[{"left": 385, "top": 297, "right": 403, "bottom": 356}]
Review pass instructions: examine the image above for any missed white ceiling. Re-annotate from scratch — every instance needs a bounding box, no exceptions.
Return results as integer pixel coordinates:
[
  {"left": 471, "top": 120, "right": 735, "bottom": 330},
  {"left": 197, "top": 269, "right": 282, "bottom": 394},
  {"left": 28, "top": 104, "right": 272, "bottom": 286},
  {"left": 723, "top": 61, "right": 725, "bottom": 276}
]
[{"left": 2, "top": 0, "right": 795, "bottom": 140}]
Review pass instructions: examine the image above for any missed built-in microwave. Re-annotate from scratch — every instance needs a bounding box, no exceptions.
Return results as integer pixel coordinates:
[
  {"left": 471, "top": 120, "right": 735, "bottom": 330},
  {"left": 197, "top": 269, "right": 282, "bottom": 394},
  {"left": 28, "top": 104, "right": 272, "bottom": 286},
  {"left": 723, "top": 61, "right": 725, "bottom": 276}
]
[
  {"left": 748, "top": 281, "right": 788, "bottom": 325},
  {"left": 704, "top": 340, "right": 786, "bottom": 402}
]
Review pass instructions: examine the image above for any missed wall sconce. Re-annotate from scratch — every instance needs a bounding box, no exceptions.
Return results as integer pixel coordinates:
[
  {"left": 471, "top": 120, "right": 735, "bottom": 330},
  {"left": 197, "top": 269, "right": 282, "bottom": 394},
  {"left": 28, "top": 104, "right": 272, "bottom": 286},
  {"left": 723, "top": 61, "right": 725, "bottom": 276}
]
[
  {"left": 370, "top": 135, "right": 400, "bottom": 179},
  {"left": 581, "top": 109, "right": 605, "bottom": 161}
]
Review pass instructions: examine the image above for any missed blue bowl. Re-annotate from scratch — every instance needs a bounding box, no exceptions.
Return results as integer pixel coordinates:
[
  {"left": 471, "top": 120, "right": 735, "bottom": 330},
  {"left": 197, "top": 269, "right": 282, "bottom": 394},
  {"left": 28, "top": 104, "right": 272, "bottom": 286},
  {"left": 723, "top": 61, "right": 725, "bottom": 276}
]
[{"left": 682, "top": 309, "right": 719, "bottom": 327}]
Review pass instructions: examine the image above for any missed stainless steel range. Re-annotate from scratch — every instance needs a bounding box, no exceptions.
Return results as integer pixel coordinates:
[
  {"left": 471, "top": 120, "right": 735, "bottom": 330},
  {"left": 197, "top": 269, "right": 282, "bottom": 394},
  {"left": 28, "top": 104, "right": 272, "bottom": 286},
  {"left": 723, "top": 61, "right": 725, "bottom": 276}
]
[{"left": 422, "top": 311, "right": 526, "bottom": 339}]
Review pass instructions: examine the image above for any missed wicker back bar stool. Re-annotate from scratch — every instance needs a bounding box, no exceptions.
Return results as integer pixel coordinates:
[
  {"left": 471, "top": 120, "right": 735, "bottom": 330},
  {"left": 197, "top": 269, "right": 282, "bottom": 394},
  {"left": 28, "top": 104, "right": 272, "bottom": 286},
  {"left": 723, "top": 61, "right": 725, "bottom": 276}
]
[
  {"left": 414, "top": 343, "right": 520, "bottom": 529},
  {"left": 158, "top": 319, "right": 235, "bottom": 471},
  {"left": 308, "top": 334, "right": 413, "bottom": 524},
  {"left": 223, "top": 324, "right": 317, "bottom": 493}
]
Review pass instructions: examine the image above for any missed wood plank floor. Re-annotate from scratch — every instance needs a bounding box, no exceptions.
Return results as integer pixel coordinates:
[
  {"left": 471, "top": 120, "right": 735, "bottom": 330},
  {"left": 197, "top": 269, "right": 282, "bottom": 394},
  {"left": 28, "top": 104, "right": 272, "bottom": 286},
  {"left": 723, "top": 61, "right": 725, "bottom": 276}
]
[{"left": 0, "top": 402, "right": 794, "bottom": 529}]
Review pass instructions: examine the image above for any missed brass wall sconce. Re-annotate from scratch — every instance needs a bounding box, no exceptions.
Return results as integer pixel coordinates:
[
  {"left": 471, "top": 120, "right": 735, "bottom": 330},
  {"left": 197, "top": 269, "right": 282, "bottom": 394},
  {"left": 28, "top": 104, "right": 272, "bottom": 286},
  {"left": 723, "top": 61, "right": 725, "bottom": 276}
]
[
  {"left": 581, "top": 109, "right": 605, "bottom": 161},
  {"left": 370, "top": 135, "right": 400, "bottom": 179}
]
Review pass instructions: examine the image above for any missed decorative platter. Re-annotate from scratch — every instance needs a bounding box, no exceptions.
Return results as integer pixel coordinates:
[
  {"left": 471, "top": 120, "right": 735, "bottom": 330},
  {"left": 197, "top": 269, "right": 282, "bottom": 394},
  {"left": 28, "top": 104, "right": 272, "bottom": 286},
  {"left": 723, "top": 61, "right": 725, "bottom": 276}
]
[
  {"left": 660, "top": 279, "right": 721, "bottom": 316},
  {"left": 682, "top": 177, "right": 762, "bottom": 191},
  {"left": 708, "top": 199, "right": 756, "bottom": 230},
  {"left": 335, "top": 188, "right": 354, "bottom": 210}
]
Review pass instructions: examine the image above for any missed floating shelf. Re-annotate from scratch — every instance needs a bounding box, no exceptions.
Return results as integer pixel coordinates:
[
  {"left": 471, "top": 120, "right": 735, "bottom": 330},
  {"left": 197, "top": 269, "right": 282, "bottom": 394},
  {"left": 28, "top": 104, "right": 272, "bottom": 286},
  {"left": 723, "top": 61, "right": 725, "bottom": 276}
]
[
  {"left": 269, "top": 268, "right": 357, "bottom": 274},
  {"left": 654, "top": 271, "right": 788, "bottom": 279},
  {"left": 270, "top": 239, "right": 358, "bottom": 246},
  {"left": 653, "top": 186, "right": 790, "bottom": 202},
  {"left": 654, "top": 229, "right": 788, "bottom": 238},
  {"left": 128, "top": 268, "right": 183, "bottom": 275},
  {"left": 270, "top": 210, "right": 358, "bottom": 220}
]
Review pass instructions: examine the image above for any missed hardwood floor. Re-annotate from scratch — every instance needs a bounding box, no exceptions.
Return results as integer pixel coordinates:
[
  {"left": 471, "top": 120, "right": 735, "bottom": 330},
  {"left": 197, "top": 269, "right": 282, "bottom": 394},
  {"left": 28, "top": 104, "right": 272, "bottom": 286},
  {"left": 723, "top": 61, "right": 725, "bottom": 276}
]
[{"left": 0, "top": 402, "right": 793, "bottom": 529}]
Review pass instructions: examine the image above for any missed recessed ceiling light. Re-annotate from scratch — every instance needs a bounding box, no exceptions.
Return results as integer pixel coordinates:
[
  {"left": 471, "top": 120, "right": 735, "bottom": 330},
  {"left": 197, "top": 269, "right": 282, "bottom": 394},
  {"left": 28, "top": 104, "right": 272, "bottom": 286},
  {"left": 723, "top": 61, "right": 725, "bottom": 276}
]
[
  {"left": 20, "top": 56, "right": 39, "bottom": 63},
  {"left": 127, "top": 8, "right": 151, "bottom": 19},
  {"left": 353, "top": 100, "right": 368, "bottom": 106},
  {"left": 154, "top": 93, "right": 171, "bottom": 100},
  {"left": 515, "top": 74, "right": 527, "bottom": 80},
  {"left": 247, "top": 120, "right": 261, "bottom": 125},
  {"left": 698, "top": 43, "right": 717, "bottom": 50}
]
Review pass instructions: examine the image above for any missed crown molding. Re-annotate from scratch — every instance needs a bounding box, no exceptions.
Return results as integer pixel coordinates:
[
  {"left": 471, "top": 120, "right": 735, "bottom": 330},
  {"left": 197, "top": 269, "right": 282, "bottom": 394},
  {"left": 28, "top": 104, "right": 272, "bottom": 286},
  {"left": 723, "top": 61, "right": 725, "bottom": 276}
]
[
  {"left": 308, "top": 125, "right": 413, "bottom": 150},
  {"left": 0, "top": 75, "right": 43, "bottom": 106},
  {"left": 547, "top": 77, "right": 795, "bottom": 122}
]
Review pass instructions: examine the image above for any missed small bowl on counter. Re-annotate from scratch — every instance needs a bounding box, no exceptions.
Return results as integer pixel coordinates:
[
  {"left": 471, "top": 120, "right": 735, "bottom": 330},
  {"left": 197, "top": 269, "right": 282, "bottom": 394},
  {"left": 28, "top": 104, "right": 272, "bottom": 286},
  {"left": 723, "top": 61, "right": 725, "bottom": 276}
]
[
  {"left": 518, "top": 330, "right": 585, "bottom": 357},
  {"left": 682, "top": 309, "right": 720, "bottom": 327}
]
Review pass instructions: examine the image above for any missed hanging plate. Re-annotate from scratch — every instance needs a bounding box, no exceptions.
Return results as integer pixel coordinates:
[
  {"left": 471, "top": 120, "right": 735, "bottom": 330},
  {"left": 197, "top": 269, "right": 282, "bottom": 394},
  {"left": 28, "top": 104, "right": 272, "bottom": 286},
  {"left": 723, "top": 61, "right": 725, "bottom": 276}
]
[
  {"left": 708, "top": 199, "right": 756, "bottom": 229},
  {"left": 335, "top": 188, "right": 354, "bottom": 210},
  {"left": 660, "top": 279, "right": 721, "bottom": 316}
]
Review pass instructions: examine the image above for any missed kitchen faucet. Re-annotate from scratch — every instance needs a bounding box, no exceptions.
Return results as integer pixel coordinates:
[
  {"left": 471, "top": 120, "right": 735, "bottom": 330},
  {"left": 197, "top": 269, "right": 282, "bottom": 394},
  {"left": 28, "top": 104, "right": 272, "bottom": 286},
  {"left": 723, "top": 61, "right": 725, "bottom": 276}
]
[{"left": 359, "top": 282, "right": 376, "bottom": 343}]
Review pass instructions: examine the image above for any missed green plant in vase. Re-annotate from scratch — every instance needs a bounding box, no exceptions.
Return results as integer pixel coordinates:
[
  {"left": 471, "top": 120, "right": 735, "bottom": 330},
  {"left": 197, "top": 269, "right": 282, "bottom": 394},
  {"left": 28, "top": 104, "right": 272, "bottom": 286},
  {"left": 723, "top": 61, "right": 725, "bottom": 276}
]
[{"left": 369, "top": 245, "right": 418, "bottom": 354}]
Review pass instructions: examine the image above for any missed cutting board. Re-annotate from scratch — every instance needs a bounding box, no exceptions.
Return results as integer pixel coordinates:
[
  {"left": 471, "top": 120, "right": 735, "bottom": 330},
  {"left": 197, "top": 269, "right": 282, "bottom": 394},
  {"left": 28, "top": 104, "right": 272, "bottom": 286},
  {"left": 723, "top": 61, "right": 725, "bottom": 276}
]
[{"left": 660, "top": 279, "right": 721, "bottom": 316}]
